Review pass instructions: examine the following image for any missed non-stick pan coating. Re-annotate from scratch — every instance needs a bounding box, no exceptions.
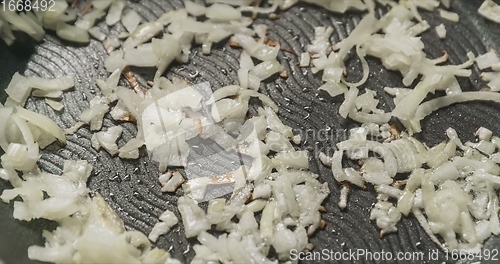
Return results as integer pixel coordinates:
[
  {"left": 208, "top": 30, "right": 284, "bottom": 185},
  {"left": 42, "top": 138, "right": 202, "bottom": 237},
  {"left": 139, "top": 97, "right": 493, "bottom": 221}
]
[{"left": 1, "top": 0, "right": 500, "bottom": 263}]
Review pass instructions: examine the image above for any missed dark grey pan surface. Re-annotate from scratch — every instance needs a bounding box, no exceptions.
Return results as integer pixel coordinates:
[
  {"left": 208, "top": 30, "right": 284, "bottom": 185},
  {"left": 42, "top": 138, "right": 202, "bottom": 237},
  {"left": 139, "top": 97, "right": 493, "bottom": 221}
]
[{"left": 1, "top": 0, "right": 500, "bottom": 263}]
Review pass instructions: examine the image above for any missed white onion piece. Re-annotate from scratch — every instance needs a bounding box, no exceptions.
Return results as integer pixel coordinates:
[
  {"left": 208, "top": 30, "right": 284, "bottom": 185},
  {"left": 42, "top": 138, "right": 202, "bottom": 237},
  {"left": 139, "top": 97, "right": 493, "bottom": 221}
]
[
  {"left": 232, "top": 34, "right": 280, "bottom": 62},
  {"left": 319, "top": 81, "right": 348, "bottom": 98},
  {"left": 476, "top": 127, "right": 493, "bottom": 141},
  {"left": 439, "top": 9, "right": 459, "bottom": 22},
  {"left": 88, "top": 27, "right": 107, "bottom": 41},
  {"left": 165, "top": 172, "right": 186, "bottom": 193},
  {"left": 0, "top": 107, "right": 14, "bottom": 151},
  {"left": 82, "top": 9, "right": 106, "bottom": 27},
  {"left": 207, "top": 85, "right": 240, "bottom": 104},
  {"left": 1, "top": 11, "right": 38, "bottom": 39},
  {"left": 15, "top": 106, "right": 65, "bottom": 144},
  {"left": 412, "top": 92, "right": 500, "bottom": 133},
  {"left": 117, "top": 32, "right": 129, "bottom": 39},
  {"left": 92, "top": 0, "right": 112, "bottom": 10},
  {"left": 370, "top": 201, "right": 401, "bottom": 235},
  {"left": 336, "top": 13, "right": 378, "bottom": 66},
  {"left": 206, "top": 3, "right": 242, "bottom": 21},
  {"left": 118, "top": 138, "right": 143, "bottom": 160},
  {"left": 41, "top": 1, "right": 66, "bottom": 30},
  {"left": 344, "top": 168, "right": 365, "bottom": 187},
  {"left": 299, "top": 52, "right": 310, "bottom": 67},
  {"left": 307, "top": 26, "right": 333, "bottom": 56},
  {"left": 121, "top": 10, "right": 143, "bottom": 33},
  {"left": 56, "top": 22, "right": 90, "bottom": 43},
  {"left": 5, "top": 73, "right": 30, "bottom": 106},
  {"left": 177, "top": 196, "right": 211, "bottom": 238},
  {"left": 341, "top": 45, "right": 369, "bottom": 87},
  {"left": 363, "top": 171, "right": 393, "bottom": 185},
  {"left": 476, "top": 49, "right": 500, "bottom": 70},
  {"left": 435, "top": 24, "right": 446, "bottom": 39},
  {"left": 124, "top": 46, "right": 158, "bottom": 67},
  {"left": 20, "top": 13, "right": 45, "bottom": 42},
  {"left": 148, "top": 210, "right": 178, "bottom": 242},
  {"left": 339, "top": 87, "right": 358, "bottom": 118},
  {"left": 478, "top": 0, "right": 500, "bottom": 24},
  {"left": 45, "top": 99, "right": 64, "bottom": 111},
  {"left": 184, "top": 1, "right": 207, "bottom": 16},
  {"left": 407, "top": 20, "right": 431, "bottom": 37},
  {"left": 106, "top": 1, "right": 125, "bottom": 26},
  {"left": 97, "top": 69, "right": 121, "bottom": 98},
  {"left": 31, "top": 90, "right": 63, "bottom": 99},
  {"left": 271, "top": 151, "right": 308, "bottom": 169},
  {"left": 105, "top": 50, "right": 127, "bottom": 72},
  {"left": 338, "top": 185, "right": 349, "bottom": 209},
  {"left": 397, "top": 190, "right": 414, "bottom": 216},
  {"left": 93, "top": 126, "right": 123, "bottom": 156},
  {"left": 123, "top": 21, "right": 163, "bottom": 51},
  {"left": 238, "top": 2, "right": 278, "bottom": 13},
  {"left": 301, "top": 0, "right": 367, "bottom": 13},
  {"left": 152, "top": 35, "right": 181, "bottom": 83},
  {"left": 27, "top": 76, "right": 74, "bottom": 91},
  {"left": 79, "top": 102, "right": 109, "bottom": 131},
  {"left": 392, "top": 74, "right": 442, "bottom": 121},
  {"left": 481, "top": 72, "right": 500, "bottom": 91},
  {"left": 74, "top": 19, "right": 92, "bottom": 31}
]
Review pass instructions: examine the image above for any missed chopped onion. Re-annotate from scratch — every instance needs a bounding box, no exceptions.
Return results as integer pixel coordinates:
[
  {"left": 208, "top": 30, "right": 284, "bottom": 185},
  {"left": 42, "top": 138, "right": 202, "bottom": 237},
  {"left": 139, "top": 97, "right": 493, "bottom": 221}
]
[
  {"left": 27, "top": 76, "right": 74, "bottom": 91},
  {"left": 435, "top": 24, "right": 446, "bottom": 39},
  {"left": 439, "top": 9, "right": 459, "bottom": 22},
  {"left": 88, "top": 27, "right": 107, "bottom": 41},
  {"left": 5, "top": 73, "right": 31, "bottom": 106},
  {"left": 478, "top": 0, "right": 500, "bottom": 24},
  {"left": 476, "top": 49, "right": 500, "bottom": 70},
  {"left": 15, "top": 106, "right": 65, "bottom": 144},
  {"left": 45, "top": 99, "right": 64, "bottom": 111},
  {"left": 206, "top": 3, "right": 242, "bottom": 21},
  {"left": 106, "top": 1, "right": 125, "bottom": 26},
  {"left": 177, "top": 196, "right": 211, "bottom": 238},
  {"left": 184, "top": 1, "right": 207, "bottom": 16},
  {"left": 56, "top": 22, "right": 89, "bottom": 43},
  {"left": 121, "top": 10, "right": 143, "bottom": 33}
]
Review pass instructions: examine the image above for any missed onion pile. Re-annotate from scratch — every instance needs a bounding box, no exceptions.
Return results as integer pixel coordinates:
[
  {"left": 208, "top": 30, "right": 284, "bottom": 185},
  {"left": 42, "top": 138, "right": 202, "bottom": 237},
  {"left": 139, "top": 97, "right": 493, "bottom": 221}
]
[
  {"left": 1, "top": 0, "right": 500, "bottom": 263},
  {"left": 306, "top": 0, "right": 500, "bottom": 255}
]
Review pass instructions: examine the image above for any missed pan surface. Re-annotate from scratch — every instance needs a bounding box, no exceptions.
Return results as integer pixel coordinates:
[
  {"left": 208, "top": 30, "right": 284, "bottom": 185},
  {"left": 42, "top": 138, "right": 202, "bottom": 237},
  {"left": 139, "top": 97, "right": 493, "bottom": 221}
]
[{"left": 1, "top": 0, "right": 500, "bottom": 263}]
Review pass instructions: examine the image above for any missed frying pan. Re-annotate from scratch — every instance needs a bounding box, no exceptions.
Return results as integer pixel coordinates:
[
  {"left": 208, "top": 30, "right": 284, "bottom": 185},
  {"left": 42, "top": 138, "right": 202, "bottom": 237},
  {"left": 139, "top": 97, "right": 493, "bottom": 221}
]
[{"left": 1, "top": 0, "right": 500, "bottom": 263}]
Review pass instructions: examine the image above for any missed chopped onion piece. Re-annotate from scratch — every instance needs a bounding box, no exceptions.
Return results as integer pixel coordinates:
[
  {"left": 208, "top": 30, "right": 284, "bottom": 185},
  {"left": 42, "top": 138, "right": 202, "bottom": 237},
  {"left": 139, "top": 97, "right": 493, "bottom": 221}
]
[
  {"left": 106, "top": 1, "right": 125, "bottom": 26},
  {"left": 413, "top": 92, "right": 500, "bottom": 133},
  {"left": 184, "top": 0, "right": 207, "bottom": 16},
  {"left": 92, "top": 126, "right": 123, "bottom": 156},
  {"left": 121, "top": 10, "right": 143, "bottom": 33},
  {"left": 177, "top": 196, "right": 211, "bottom": 238},
  {"left": 27, "top": 76, "right": 74, "bottom": 91},
  {"left": 15, "top": 106, "right": 65, "bottom": 144},
  {"left": 5, "top": 73, "right": 30, "bottom": 106},
  {"left": 206, "top": 3, "right": 242, "bottom": 21},
  {"left": 439, "top": 9, "right": 459, "bottom": 22},
  {"left": 45, "top": 99, "right": 64, "bottom": 111},
  {"left": 88, "top": 27, "right": 107, "bottom": 41},
  {"left": 56, "top": 23, "right": 90, "bottom": 44},
  {"left": 435, "top": 24, "right": 446, "bottom": 39},
  {"left": 478, "top": 0, "right": 500, "bottom": 24},
  {"left": 476, "top": 49, "right": 500, "bottom": 70}
]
